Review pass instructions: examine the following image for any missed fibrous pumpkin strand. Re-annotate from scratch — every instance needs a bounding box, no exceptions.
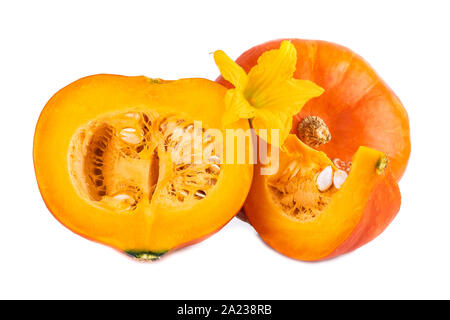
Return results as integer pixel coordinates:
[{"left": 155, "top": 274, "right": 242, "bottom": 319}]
[
  {"left": 268, "top": 159, "right": 337, "bottom": 222},
  {"left": 68, "top": 111, "right": 223, "bottom": 211},
  {"left": 267, "top": 151, "right": 351, "bottom": 222},
  {"left": 332, "top": 158, "right": 352, "bottom": 173},
  {"left": 297, "top": 116, "right": 331, "bottom": 147},
  {"left": 376, "top": 155, "right": 388, "bottom": 175}
]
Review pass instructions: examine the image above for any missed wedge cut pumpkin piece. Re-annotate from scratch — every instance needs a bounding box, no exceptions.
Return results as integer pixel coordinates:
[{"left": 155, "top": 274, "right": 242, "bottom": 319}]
[
  {"left": 33, "top": 74, "right": 253, "bottom": 260},
  {"left": 244, "top": 135, "right": 400, "bottom": 261}
]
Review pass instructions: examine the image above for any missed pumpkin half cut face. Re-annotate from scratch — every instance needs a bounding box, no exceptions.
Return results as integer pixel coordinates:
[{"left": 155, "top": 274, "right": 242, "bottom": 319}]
[
  {"left": 216, "top": 39, "right": 409, "bottom": 261},
  {"left": 34, "top": 74, "right": 253, "bottom": 260}
]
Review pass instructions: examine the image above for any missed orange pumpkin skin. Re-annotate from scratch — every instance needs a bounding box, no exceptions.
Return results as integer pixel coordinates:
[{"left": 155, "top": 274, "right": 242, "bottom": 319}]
[
  {"left": 34, "top": 74, "right": 253, "bottom": 260},
  {"left": 217, "top": 39, "right": 410, "bottom": 182},
  {"left": 325, "top": 170, "right": 400, "bottom": 259}
]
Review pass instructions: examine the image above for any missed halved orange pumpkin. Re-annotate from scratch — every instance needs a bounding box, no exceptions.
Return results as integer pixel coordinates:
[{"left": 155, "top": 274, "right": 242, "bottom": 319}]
[{"left": 33, "top": 74, "right": 253, "bottom": 260}]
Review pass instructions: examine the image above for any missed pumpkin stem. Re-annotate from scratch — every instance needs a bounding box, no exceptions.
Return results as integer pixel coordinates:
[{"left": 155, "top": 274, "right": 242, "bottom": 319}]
[
  {"left": 297, "top": 116, "right": 331, "bottom": 147},
  {"left": 125, "top": 250, "right": 167, "bottom": 261},
  {"left": 376, "top": 155, "right": 388, "bottom": 175}
]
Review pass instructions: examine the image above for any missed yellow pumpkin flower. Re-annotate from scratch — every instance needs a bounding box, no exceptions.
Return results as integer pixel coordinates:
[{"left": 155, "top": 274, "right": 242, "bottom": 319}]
[{"left": 214, "top": 40, "right": 324, "bottom": 146}]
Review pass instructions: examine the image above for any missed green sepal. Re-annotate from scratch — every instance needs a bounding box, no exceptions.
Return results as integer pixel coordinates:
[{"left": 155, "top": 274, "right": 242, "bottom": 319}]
[{"left": 125, "top": 250, "right": 168, "bottom": 261}]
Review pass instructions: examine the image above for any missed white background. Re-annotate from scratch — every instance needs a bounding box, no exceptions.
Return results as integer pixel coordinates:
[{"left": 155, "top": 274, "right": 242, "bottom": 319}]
[{"left": 1, "top": 0, "right": 449, "bottom": 299}]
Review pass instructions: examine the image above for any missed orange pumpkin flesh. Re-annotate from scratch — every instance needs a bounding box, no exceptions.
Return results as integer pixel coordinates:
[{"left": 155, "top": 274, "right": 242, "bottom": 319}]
[
  {"left": 217, "top": 39, "right": 407, "bottom": 260},
  {"left": 244, "top": 136, "right": 400, "bottom": 261},
  {"left": 217, "top": 39, "right": 410, "bottom": 182},
  {"left": 34, "top": 74, "right": 253, "bottom": 260}
]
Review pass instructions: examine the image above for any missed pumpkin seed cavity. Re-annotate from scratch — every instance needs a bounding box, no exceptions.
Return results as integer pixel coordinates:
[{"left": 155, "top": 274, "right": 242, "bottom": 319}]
[
  {"left": 68, "top": 111, "right": 222, "bottom": 212},
  {"left": 268, "top": 160, "right": 334, "bottom": 222},
  {"left": 268, "top": 157, "right": 350, "bottom": 222},
  {"left": 272, "top": 115, "right": 350, "bottom": 222}
]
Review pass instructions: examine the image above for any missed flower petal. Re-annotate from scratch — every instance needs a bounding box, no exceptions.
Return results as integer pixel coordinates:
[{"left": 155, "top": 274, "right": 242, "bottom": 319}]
[
  {"left": 214, "top": 50, "right": 248, "bottom": 90},
  {"left": 255, "top": 78, "right": 324, "bottom": 114},
  {"left": 214, "top": 40, "right": 324, "bottom": 147},
  {"left": 222, "top": 89, "right": 255, "bottom": 125},
  {"left": 246, "top": 40, "right": 297, "bottom": 99},
  {"left": 252, "top": 109, "right": 292, "bottom": 147}
]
